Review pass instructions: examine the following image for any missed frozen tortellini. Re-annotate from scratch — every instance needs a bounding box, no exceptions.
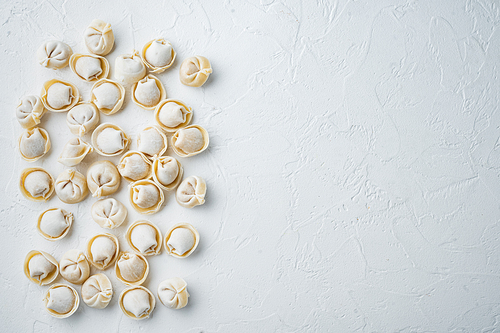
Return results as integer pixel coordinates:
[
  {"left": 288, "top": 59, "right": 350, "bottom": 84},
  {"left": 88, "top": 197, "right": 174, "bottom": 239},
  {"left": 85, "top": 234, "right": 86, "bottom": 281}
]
[
  {"left": 91, "top": 198, "right": 128, "bottom": 229},
  {"left": 55, "top": 169, "right": 89, "bottom": 204},
  {"left": 20, "top": 167, "right": 55, "bottom": 202},
  {"left": 136, "top": 126, "right": 168, "bottom": 158},
  {"left": 18, "top": 127, "right": 51, "bottom": 162},
  {"left": 87, "top": 160, "right": 121, "bottom": 198},
  {"left": 115, "top": 252, "right": 149, "bottom": 286},
  {"left": 126, "top": 221, "right": 162, "bottom": 256},
  {"left": 179, "top": 56, "right": 212, "bottom": 87},
  {"left": 41, "top": 79, "right": 80, "bottom": 112},
  {"left": 119, "top": 286, "right": 155, "bottom": 320},
  {"left": 86, "top": 233, "right": 120, "bottom": 270},
  {"left": 24, "top": 250, "right": 59, "bottom": 285},
  {"left": 58, "top": 138, "right": 93, "bottom": 167},
  {"left": 91, "top": 79, "right": 125, "bottom": 115},
  {"left": 114, "top": 51, "right": 146, "bottom": 84},
  {"left": 70, "top": 53, "right": 109, "bottom": 82},
  {"left": 84, "top": 19, "right": 114, "bottom": 56},
  {"left": 37, "top": 208, "right": 73, "bottom": 241},
  {"left": 129, "top": 180, "right": 164, "bottom": 215},
  {"left": 164, "top": 223, "right": 200, "bottom": 258},
  {"left": 59, "top": 249, "right": 90, "bottom": 285},
  {"left": 82, "top": 274, "right": 113, "bottom": 309},
  {"left": 152, "top": 156, "right": 183, "bottom": 191},
  {"left": 154, "top": 99, "right": 192, "bottom": 132},
  {"left": 92, "top": 123, "right": 130, "bottom": 156},
  {"left": 66, "top": 102, "right": 100, "bottom": 136},
  {"left": 157, "top": 277, "right": 189, "bottom": 309},
  {"left": 36, "top": 40, "right": 72, "bottom": 69},
  {"left": 141, "top": 38, "right": 176, "bottom": 73},
  {"left": 176, "top": 176, "right": 206, "bottom": 208},
  {"left": 16, "top": 95, "right": 46, "bottom": 129},
  {"left": 131, "top": 75, "right": 166, "bottom": 110},
  {"left": 43, "top": 284, "right": 79, "bottom": 318},
  {"left": 171, "top": 125, "right": 209, "bottom": 157},
  {"left": 117, "top": 151, "right": 152, "bottom": 183}
]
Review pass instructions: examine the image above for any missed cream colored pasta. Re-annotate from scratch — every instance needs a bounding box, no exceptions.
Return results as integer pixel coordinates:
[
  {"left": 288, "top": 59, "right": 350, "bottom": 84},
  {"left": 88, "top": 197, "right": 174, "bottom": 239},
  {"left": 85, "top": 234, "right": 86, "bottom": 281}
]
[
  {"left": 81, "top": 274, "right": 113, "bottom": 309},
  {"left": 176, "top": 176, "right": 206, "bottom": 208},
  {"left": 36, "top": 40, "right": 72, "bottom": 69},
  {"left": 86, "top": 160, "right": 121, "bottom": 198},
  {"left": 117, "top": 151, "right": 153, "bottom": 182},
  {"left": 125, "top": 221, "right": 162, "bottom": 256},
  {"left": 18, "top": 127, "right": 50, "bottom": 162},
  {"left": 43, "top": 284, "right": 79, "bottom": 318},
  {"left": 141, "top": 38, "right": 176, "bottom": 73},
  {"left": 86, "top": 233, "right": 120, "bottom": 270},
  {"left": 69, "top": 53, "right": 109, "bottom": 82},
  {"left": 115, "top": 252, "right": 149, "bottom": 286},
  {"left": 152, "top": 156, "right": 183, "bottom": 191},
  {"left": 179, "top": 56, "right": 212, "bottom": 87},
  {"left": 91, "top": 198, "right": 127, "bottom": 229},
  {"left": 157, "top": 277, "right": 189, "bottom": 309},
  {"left": 16, "top": 95, "right": 46, "bottom": 129},
  {"left": 84, "top": 19, "right": 114, "bottom": 56},
  {"left": 131, "top": 74, "right": 166, "bottom": 110},
  {"left": 59, "top": 249, "right": 90, "bottom": 285},
  {"left": 154, "top": 99, "right": 192, "bottom": 132},
  {"left": 19, "top": 167, "right": 54, "bottom": 202},
  {"left": 55, "top": 169, "right": 88, "bottom": 204},
  {"left": 164, "top": 223, "right": 200, "bottom": 258},
  {"left": 114, "top": 51, "right": 146, "bottom": 84},
  {"left": 129, "top": 180, "right": 164, "bottom": 215},
  {"left": 171, "top": 125, "right": 209, "bottom": 157},
  {"left": 91, "top": 123, "right": 130, "bottom": 156},
  {"left": 24, "top": 250, "right": 59, "bottom": 285},
  {"left": 41, "top": 79, "right": 80, "bottom": 112},
  {"left": 119, "top": 286, "right": 155, "bottom": 320},
  {"left": 37, "top": 208, "right": 73, "bottom": 241},
  {"left": 136, "top": 126, "right": 168, "bottom": 158},
  {"left": 90, "top": 79, "right": 125, "bottom": 115},
  {"left": 66, "top": 102, "right": 100, "bottom": 136},
  {"left": 58, "top": 138, "right": 93, "bottom": 167}
]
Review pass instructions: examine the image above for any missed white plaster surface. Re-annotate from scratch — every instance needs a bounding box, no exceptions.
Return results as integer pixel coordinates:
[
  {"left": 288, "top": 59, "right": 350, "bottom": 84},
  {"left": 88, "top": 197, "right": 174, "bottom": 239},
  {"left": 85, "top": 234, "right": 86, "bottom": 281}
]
[{"left": 1, "top": 0, "right": 500, "bottom": 331}]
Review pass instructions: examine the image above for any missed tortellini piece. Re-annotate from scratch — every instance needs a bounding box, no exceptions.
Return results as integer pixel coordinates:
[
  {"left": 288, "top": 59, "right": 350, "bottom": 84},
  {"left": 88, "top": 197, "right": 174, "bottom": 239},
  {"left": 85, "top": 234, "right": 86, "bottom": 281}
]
[
  {"left": 18, "top": 127, "right": 51, "bottom": 162},
  {"left": 91, "top": 198, "right": 128, "bottom": 229},
  {"left": 82, "top": 274, "right": 113, "bottom": 309},
  {"left": 66, "top": 102, "right": 100, "bottom": 136},
  {"left": 157, "top": 277, "right": 189, "bottom": 309},
  {"left": 154, "top": 99, "right": 192, "bottom": 132},
  {"left": 117, "top": 151, "right": 153, "bottom": 182},
  {"left": 114, "top": 51, "right": 146, "bottom": 84},
  {"left": 36, "top": 40, "right": 72, "bottom": 69},
  {"left": 86, "top": 233, "right": 120, "bottom": 270},
  {"left": 131, "top": 74, "right": 166, "bottom": 110},
  {"left": 41, "top": 79, "right": 80, "bottom": 112},
  {"left": 176, "top": 176, "right": 206, "bottom": 208},
  {"left": 16, "top": 95, "right": 46, "bottom": 129},
  {"left": 91, "top": 123, "right": 130, "bottom": 156},
  {"left": 59, "top": 249, "right": 90, "bottom": 285},
  {"left": 171, "top": 125, "right": 209, "bottom": 157},
  {"left": 55, "top": 169, "right": 89, "bottom": 204},
  {"left": 136, "top": 126, "right": 168, "bottom": 158},
  {"left": 84, "top": 19, "right": 114, "bottom": 56},
  {"left": 58, "top": 137, "right": 93, "bottom": 167},
  {"left": 37, "top": 208, "right": 73, "bottom": 241},
  {"left": 126, "top": 221, "right": 162, "bottom": 256},
  {"left": 119, "top": 286, "right": 155, "bottom": 320},
  {"left": 69, "top": 53, "right": 109, "bottom": 82},
  {"left": 129, "top": 180, "right": 165, "bottom": 215},
  {"left": 19, "top": 167, "right": 55, "bottom": 202},
  {"left": 43, "top": 284, "right": 79, "bottom": 318},
  {"left": 152, "top": 156, "right": 183, "bottom": 191},
  {"left": 90, "top": 79, "right": 125, "bottom": 115},
  {"left": 115, "top": 252, "right": 149, "bottom": 286},
  {"left": 164, "top": 223, "right": 200, "bottom": 258},
  {"left": 24, "top": 250, "right": 59, "bottom": 285},
  {"left": 179, "top": 56, "right": 212, "bottom": 87},
  {"left": 87, "top": 160, "right": 121, "bottom": 198},
  {"left": 141, "top": 38, "right": 176, "bottom": 73}
]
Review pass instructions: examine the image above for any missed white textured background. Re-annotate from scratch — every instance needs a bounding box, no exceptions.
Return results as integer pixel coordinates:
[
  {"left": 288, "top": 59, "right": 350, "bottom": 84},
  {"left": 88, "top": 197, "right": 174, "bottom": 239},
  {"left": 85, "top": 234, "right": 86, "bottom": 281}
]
[{"left": 1, "top": 0, "right": 500, "bottom": 332}]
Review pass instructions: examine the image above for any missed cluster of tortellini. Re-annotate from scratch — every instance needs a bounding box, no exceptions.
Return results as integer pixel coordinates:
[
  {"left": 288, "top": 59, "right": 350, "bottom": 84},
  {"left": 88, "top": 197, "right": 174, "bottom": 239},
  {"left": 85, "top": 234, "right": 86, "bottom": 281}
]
[{"left": 19, "top": 19, "right": 214, "bottom": 320}]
